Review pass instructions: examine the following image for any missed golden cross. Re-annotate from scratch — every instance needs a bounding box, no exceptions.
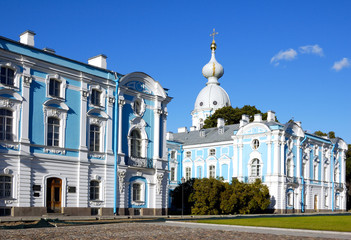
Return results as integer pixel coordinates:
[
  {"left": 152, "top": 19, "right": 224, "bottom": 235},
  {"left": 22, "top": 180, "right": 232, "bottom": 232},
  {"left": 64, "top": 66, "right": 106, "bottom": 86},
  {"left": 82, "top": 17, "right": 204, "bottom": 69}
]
[{"left": 210, "top": 28, "right": 218, "bottom": 41}]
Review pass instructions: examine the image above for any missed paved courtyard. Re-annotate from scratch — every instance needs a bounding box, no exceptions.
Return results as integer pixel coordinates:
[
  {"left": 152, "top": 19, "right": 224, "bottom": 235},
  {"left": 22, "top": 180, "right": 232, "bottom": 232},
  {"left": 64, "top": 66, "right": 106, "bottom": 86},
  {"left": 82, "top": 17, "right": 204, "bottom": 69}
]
[{"left": 0, "top": 222, "right": 345, "bottom": 240}]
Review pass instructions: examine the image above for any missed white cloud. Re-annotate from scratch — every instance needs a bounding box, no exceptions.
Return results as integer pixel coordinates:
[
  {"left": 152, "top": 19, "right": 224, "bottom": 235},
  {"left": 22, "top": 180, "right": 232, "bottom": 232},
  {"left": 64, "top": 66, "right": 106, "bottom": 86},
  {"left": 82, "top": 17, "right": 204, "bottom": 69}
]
[
  {"left": 332, "top": 58, "right": 350, "bottom": 71},
  {"left": 270, "top": 49, "right": 297, "bottom": 65},
  {"left": 299, "top": 44, "right": 324, "bottom": 56}
]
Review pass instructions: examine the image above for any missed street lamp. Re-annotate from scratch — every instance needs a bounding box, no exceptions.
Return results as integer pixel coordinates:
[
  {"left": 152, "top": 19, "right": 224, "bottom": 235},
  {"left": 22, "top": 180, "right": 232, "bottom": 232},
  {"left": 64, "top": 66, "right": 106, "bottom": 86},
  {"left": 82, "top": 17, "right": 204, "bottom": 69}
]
[{"left": 181, "top": 177, "right": 185, "bottom": 217}]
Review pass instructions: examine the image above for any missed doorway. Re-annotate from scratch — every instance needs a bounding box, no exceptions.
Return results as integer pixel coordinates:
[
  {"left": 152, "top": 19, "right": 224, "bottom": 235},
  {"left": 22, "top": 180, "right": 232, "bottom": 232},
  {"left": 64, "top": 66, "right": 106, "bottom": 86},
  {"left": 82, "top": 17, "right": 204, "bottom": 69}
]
[
  {"left": 47, "top": 178, "right": 62, "bottom": 213},
  {"left": 314, "top": 195, "right": 318, "bottom": 212}
]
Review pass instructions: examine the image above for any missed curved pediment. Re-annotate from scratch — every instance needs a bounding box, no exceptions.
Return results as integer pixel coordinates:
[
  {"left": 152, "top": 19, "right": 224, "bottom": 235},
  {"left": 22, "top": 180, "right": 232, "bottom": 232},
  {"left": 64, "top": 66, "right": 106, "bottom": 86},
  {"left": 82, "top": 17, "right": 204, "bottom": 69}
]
[
  {"left": 87, "top": 108, "right": 108, "bottom": 119},
  {"left": 237, "top": 122, "right": 271, "bottom": 136},
  {"left": 119, "top": 72, "right": 167, "bottom": 98},
  {"left": 0, "top": 89, "right": 23, "bottom": 101},
  {"left": 43, "top": 99, "right": 69, "bottom": 111},
  {"left": 283, "top": 121, "right": 305, "bottom": 138}
]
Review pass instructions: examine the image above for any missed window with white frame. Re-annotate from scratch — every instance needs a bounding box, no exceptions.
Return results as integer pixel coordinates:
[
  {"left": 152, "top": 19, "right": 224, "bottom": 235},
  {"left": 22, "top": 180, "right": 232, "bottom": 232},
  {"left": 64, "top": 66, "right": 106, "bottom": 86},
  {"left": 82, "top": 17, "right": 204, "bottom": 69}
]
[
  {"left": 314, "top": 165, "right": 318, "bottom": 180},
  {"left": 252, "top": 139, "right": 260, "bottom": 150},
  {"left": 185, "top": 151, "right": 191, "bottom": 158},
  {"left": 251, "top": 158, "right": 261, "bottom": 177},
  {"left": 130, "top": 129, "right": 142, "bottom": 157},
  {"left": 89, "top": 124, "right": 100, "bottom": 152},
  {"left": 133, "top": 183, "right": 141, "bottom": 201},
  {"left": 131, "top": 182, "right": 145, "bottom": 203},
  {"left": 0, "top": 67, "right": 14, "bottom": 86},
  {"left": 209, "top": 165, "right": 216, "bottom": 178},
  {"left": 91, "top": 89, "right": 101, "bottom": 106},
  {"left": 90, "top": 180, "right": 100, "bottom": 200},
  {"left": 47, "top": 117, "right": 60, "bottom": 146},
  {"left": 209, "top": 148, "right": 216, "bottom": 156},
  {"left": 287, "top": 192, "right": 293, "bottom": 206},
  {"left": 0, "top": 109, "right": 13, "bottom": 141},
  {"left": 49, "top": 78, "right": 61, "bottom": 98},
  {"left": 0, "top": 175, "right": 12, "bottom": 199},
  {"left": 185, "top": 167, "right": 191, "bottom": 181},
  {"left": 170, "top": 167, "right": 175, "bottom": 181}
]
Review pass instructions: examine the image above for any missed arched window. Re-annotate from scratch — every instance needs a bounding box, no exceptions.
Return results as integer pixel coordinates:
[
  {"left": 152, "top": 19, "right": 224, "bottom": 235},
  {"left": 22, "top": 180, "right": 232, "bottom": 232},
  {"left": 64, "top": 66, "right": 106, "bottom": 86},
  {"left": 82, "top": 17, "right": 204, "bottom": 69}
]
[
  {"left": 131, "top": 129, "right": 142, "bottom": 157},
  {"left": 251, "top": 158, "right": 260, "bottom": 177},
  {"left": 0, "top": 67, "right": 14, "bottom": 86},
  {"left": 185, "top": 167, "right": 191, "bottom": 181},
  {"left": 0, "top": 175, "right": 12, "bottom": 198},
  {"left": 209, "top": 165, "right": 216, "bottom": 178},
  {"left": 47, "top": 117, "right": 60, "bottom": 146},
  {"left": 89, "top": 124, "right": 100, "bottom": 152},
  {"left": 0, "top": 109, "right": 13, "bottom": 141},
  {"left": 90, "top": 180, "right": 100, "bottom": 200}
]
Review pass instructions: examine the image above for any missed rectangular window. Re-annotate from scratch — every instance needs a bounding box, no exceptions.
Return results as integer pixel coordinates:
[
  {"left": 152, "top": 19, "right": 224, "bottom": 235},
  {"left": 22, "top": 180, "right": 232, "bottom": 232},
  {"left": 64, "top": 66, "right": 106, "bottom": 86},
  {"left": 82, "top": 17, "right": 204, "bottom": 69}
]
[
  {"left": 185, "top": 167, "right": 191, "bottom": 181},
  {"left": 209, "top": 149, "right": 216, "bottom": 156},
  {"left": 90, "top": 180, "right": 99, "bottom": 200},
  {"left": 170, "top": 167, "right": 175, "bottom": 181},
  {"left": 170, "top": 150, "right": 176, "bottom": 159},
  {"left": 47, "top": 117, "right": 60, "bottom": 146},
  {"left": 0, "top": 176, "right": 12, "bottom": 198},
  {"left": 209, "top": 165, "right": 215, "bottom": 178},
  {"left": 0, "top": 67, "right": 14, "bottom": 86},
  {"left": 185, "top": 151, "right": 191, "bottom": 158},
  {"left": 0, "top": 109, "right": 13, "bottom": 141},
  {"left": 91, "top": 89, "right": 101, "bottom": 106},
  {"left": 89, "top": 125, "right": 100, "bottom": 152},
  {"left": 49, "top": 79, "right": 61, "bottom": 97},
  {"left": 133, "top": 183, "right": 141, "bottom": 201}
]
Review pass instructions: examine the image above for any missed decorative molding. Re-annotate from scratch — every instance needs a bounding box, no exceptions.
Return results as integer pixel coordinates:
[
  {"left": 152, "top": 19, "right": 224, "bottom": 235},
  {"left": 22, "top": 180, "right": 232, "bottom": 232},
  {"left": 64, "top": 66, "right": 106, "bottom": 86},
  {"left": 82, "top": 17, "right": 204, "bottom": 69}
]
[
  {"left": 3, "top": 167, "right": 11, "bottom": 174},
  {"left": 89, "top": 200, "right": 104, "bottom": 206},
  {"left": 0, "top": 142, "right": 19, "bottom": 150},
  {"left": 157, "top": 173, "right": 164, "bottom": 194},
  {"left": 23, "top": 75, "right": 32, "bottom": 87},
  {"left": 4, "top": 199, "right": 17, "bottom": 204},
  {"left": 117, "top": 170, "right": 126, "bottom": 193},
  {"left": 89, "top": 153, "right": 105, "bottom": 159},
  {"left": 132, "top": 200, "right": 145, "bottom": 206},
  {"left": 108, "top": 96, "right": 115, "bottom": 106},
  {"left": 128, "top": 156, "right": 148, "bottom": 168},
  {"left": 44, "top": 147, "right": 66, "bottom": 155},
  {"left": 0, "top": 99, "right": 15, "bottom": 108}
]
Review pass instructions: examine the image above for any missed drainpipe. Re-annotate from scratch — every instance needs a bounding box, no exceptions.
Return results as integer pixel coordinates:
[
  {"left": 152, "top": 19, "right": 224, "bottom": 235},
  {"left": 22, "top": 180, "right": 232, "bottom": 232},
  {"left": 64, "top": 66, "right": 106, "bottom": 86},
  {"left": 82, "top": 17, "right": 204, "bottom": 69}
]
[
  {"left": 300, "top": 136, "right": 307, "bottom": 213},
  {"left": 113, "top": 74, "right": 119, "bottom": 215},
  {"left": 331, "top": 143, "right": 336, "bottom": 212},
  {"left": 179, "top": 144, "right": 183, "bottom": 184}
]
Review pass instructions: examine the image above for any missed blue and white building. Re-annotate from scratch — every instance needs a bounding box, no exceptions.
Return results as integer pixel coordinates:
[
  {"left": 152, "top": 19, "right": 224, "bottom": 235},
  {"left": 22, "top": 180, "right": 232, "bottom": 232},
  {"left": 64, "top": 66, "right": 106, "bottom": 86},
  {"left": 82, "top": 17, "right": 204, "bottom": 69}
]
[
  {"left": 167, "top": 39, "right": 348, "bottom": 213},
  {"left": 0, "top": 31, "right": 171, "bottom": 216}
]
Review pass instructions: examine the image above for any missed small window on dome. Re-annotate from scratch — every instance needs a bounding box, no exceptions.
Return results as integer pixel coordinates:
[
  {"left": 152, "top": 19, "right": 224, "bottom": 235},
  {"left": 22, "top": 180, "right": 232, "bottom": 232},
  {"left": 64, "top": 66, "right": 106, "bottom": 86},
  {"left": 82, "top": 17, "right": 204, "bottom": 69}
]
[
  {"left": 199, "top": 102, "right": 203, "bottom": 106},
  {"left": 213, "top": 101, "right": 217, "bottom": 105}
]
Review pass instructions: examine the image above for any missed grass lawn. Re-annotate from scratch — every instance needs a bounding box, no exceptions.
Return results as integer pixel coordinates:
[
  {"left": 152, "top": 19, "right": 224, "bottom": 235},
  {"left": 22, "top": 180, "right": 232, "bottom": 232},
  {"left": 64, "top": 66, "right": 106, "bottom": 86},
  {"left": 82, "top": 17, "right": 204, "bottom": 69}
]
[{"left": 196, "top": 215, "right": 351, "bottom": 232}]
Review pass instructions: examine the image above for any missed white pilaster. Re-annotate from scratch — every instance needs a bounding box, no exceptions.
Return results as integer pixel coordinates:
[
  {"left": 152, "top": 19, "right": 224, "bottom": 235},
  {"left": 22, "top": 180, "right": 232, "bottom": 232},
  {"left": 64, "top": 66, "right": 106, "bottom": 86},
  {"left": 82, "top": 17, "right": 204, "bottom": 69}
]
[
  {"left": 20, "top": 65, "right": 31, "bottom": 147},
  {"left": 106, "top": 87, "right": 114, "bottom": 154},
  {"left": 267, "top": 138, "right": 272, "bottom": 175},
  {"left": 79, "top": 81, "right": 88, "bottom": 151},
  {"left": 118, "top": 97, "right": 125, "bottom": 154},
  {"left": 153, "top": 108, "right": 161, "bottom": 159},
  {"left": 273, "top": 139, "right": 281, "bottom": 175}
]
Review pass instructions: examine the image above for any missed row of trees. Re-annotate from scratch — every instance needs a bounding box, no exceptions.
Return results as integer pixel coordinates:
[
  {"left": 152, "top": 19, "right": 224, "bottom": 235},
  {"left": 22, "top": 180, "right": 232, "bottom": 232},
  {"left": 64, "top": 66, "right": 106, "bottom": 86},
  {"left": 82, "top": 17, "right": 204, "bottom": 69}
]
[{"left": 170, "top": 178, "right": 271, "bottom": 215}]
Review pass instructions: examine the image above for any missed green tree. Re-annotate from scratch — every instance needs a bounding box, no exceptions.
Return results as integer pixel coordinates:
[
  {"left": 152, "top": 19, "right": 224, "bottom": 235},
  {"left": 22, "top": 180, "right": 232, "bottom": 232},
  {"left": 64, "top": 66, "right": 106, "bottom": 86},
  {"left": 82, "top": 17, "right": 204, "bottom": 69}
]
[
  {"left": 220, "top": 178, "right": 246, "bottom": 214},
  {"left": 189, "top": 178, "right": 225, "bottom": 215},
  {"left": 170, "top": 178, "right": 195, "bottom": 214},
  {"left": 314, "top": 131, "right": 327, "bottom": 137},
  {"left": 203, "top": 105, "right": 277, "bottom": 129}
]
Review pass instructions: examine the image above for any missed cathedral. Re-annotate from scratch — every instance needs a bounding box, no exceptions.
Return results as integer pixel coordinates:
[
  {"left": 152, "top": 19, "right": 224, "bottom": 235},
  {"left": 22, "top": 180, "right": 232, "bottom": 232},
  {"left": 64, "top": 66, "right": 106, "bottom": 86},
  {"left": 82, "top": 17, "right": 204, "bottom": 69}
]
[
  {"left": 0, "top": 30, "right": 347, "bottom": 217},
  {"left": 167, "top": 35, "right": 348, "bottom": 213}
]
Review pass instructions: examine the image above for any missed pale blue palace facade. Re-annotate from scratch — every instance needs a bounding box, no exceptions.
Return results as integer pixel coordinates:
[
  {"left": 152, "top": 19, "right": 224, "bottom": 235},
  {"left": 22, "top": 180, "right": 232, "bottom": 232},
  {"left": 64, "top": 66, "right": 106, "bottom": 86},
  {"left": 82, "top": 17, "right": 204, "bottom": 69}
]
[
  {"left": 0, "top": 31, "right": 171, "bottom": 216},
  {"left": 167, "top": 39, "right": 348, "bottom": 213}
]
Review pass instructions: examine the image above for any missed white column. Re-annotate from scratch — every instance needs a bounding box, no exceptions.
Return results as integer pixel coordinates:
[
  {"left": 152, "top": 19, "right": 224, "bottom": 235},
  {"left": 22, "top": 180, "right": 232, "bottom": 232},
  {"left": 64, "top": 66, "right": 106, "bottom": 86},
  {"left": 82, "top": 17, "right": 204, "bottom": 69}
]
[
  {"left": 20, "top": 65, "right": 31, "bottom": 146},
  {"left": 232, "top": 140, "right": 238, "bottom": 178},
  {"left": 106, "top": 88, "right": 114, "bottom": 154},
  {"left": 79, "top": 82, "right": 88, "bottom": 151},
  {"left": 296, "top": 140, "right": 301, "bottom": 179},
  {"left": 267, "top": 138, "right": 272, "bottom": 175},
  {"left": 273, "top": 139, "right": 281, "bottom": 175},
  {"left": 238, "top": 140, "right": 243, "bottom": 180},
  {"left": 280, "top": 138, "right": 285, "bottom": 176},
  {"left": 161, "top": 111, "right": 168, "bottom": 160},
  {"left": 117, "top": 97, "right": 125, "bottom": 154},
  {"left": 153, "top": 108, "right": 161, "bottom": 159}
]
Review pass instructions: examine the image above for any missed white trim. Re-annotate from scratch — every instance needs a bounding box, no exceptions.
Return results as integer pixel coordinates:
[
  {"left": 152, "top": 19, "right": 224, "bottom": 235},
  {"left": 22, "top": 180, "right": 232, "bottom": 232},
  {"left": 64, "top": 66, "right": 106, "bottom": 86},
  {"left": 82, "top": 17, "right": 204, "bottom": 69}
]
[
  {"left": 42, "top": 174, "right": 67, "bottom": 208},
  {"left": 45, "top": 74, "right": 67, "bottom": 100},
  {"left": 131, "top": 179, "right": 145, "bottom": 205},
  {"left": 0, "top": 62, "right": 21, "bottom": 89}
]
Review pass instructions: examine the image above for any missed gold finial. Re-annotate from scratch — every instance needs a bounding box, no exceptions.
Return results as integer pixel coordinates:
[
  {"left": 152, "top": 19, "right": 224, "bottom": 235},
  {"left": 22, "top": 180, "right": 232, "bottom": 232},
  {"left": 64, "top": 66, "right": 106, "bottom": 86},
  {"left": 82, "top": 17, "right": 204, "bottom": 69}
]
[{"left": 210, "top": 28, "right": 218, "bottom": 50}]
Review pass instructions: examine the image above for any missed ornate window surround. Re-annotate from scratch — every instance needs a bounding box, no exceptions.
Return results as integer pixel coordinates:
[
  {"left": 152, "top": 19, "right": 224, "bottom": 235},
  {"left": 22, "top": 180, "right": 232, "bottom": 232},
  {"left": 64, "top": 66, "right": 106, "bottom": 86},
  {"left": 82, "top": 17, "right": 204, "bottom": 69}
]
[
  {"left": 0, "top": 62, "right": 21, "bottom": 89},
  {"left": 286, "top": 158, "right": 294, "bottom": 177},
  {"left": 89, "top": 175, "right": 104, "bottom": 206},
  {"left": 131, "top": 179, "right": 145, "bottom": 206},
  {"left": 0, "top": 89, "right": 23, "bottom": 144},
  {"left": 0, "top": 168, "right": 17, "bottom": 202},
  {"left": 87, "top": 109, "right": 108, "bottom": 156},
  {"left": 89, "top": 84, "right": 106, "bottom": 109},
  {"left": 127, "top": 118, "right": 149, "bottom": 160},
  {"left": 43, "top": 99, "right": 68, "bottom": 153},
  {"left": 45, "top": 74, "right": 67, "bottom": 100}
]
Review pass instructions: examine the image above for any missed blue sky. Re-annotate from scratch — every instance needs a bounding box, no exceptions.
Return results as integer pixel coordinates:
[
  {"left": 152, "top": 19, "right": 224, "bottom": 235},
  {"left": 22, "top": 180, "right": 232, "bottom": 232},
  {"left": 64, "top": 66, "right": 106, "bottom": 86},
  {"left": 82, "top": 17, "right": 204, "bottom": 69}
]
[{"left": 1, "top": 0, "right": 350, "bottom": 143}]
